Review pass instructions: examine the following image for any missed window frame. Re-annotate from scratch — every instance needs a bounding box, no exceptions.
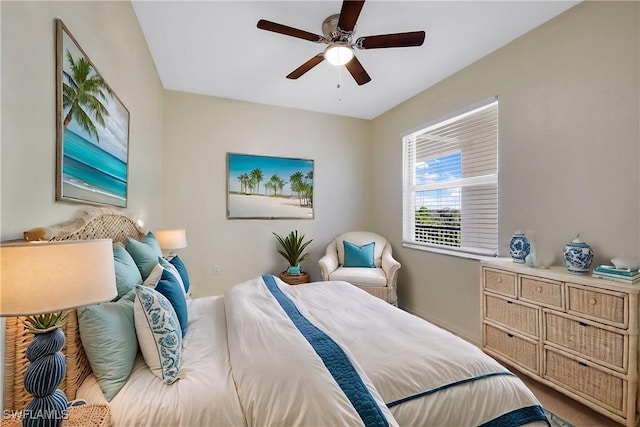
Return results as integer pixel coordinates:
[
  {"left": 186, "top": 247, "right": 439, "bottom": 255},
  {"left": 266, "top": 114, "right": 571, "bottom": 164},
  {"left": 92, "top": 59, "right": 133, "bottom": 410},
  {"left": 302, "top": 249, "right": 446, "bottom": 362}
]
[{"left": 401, "top": 97, "right": 499, "bottom": 260}]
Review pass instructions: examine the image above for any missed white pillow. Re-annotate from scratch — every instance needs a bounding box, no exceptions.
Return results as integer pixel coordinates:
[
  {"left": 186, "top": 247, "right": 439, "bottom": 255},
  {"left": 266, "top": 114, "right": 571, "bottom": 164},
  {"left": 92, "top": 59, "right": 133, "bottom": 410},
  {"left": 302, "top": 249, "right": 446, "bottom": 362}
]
[
  {"left": 133, "top": 285, "right": 184, "bottom": 384},
  {"left": 144, "top": 257, "right": 185, "bottom": 294}
]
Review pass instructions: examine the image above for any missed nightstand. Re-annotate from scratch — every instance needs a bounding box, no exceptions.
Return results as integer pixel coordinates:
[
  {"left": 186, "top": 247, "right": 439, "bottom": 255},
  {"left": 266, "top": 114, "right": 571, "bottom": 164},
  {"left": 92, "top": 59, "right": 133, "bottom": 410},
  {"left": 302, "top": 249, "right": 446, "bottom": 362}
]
[
  {"left": 279, "top": 271, "right": 310, "bottom": 285},
  {"left": 1, "top": 404, "right": 111, "bottom": 427}
]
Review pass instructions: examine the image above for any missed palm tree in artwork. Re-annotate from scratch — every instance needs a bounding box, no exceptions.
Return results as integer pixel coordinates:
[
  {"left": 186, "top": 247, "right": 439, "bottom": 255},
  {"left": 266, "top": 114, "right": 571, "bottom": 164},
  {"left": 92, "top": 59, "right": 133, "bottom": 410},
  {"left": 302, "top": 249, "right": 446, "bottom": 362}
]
[
  {"left": 268, "top": 175, "right": 280, "bottom": 196},
  {"left": 250, "top": 168, "right": 264, "bottom": 195},
  {"left": 62, "top": 50, "right": 113, "bottom": 143},
  {"left": 290, "top": 171, "right": 304, "bottom": 205},
  {"left": 276, "top": 177, "right": 287, "bottom": 196}
]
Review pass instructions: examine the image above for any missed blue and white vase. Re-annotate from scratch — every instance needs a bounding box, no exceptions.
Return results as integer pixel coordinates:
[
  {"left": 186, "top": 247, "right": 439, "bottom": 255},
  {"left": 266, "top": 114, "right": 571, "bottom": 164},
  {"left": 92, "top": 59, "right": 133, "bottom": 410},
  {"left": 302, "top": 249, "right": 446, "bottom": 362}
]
[
  {"left": 509, "top": 231, "right": 530, "bottom": 263},
  {"left": 563, "top": 235, "right": 594, "bottom": 274}
]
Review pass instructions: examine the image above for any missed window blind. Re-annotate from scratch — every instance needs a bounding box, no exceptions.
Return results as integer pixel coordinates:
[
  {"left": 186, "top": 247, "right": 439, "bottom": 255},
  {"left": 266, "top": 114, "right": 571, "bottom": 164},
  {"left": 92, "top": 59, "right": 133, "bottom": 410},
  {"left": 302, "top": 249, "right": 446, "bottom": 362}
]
[{"left": 402, "top": 99, "right": 498, "bottom": 257}]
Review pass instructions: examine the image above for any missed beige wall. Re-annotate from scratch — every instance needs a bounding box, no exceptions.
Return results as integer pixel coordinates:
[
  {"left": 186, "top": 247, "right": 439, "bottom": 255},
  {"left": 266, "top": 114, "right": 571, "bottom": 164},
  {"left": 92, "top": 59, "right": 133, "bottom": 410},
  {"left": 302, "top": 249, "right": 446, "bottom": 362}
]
[
  {"left": 370, "top": 1, "right": 640, "bottom": 343},
  {"left": 162, "top": 91, "right": 371, "bottom": 296},
  {"left": 0, "top": 0, "right": 164, "bottom": 408},
  {"left": 0, "top": 1, "right": 164, "bottom": 240}
]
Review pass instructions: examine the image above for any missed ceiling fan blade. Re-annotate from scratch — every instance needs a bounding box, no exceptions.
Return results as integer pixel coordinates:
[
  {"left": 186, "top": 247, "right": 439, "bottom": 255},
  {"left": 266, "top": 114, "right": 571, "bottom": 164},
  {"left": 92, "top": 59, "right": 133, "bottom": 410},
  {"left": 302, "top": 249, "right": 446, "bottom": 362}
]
[
  {"left": 286, "top": 55, "right": 325, "bottom": 79},
  {"left": 257, "top": 19, "right": 324, "bottom": 43},
  {"left": 345, "top": 56, "right": 371, "bottom": 86},
  {"left": 337, "top": 0, "right": 365, "bottom": 33},
  {"left": 356, "top": 31, "right": 426, "bottom": 49}
]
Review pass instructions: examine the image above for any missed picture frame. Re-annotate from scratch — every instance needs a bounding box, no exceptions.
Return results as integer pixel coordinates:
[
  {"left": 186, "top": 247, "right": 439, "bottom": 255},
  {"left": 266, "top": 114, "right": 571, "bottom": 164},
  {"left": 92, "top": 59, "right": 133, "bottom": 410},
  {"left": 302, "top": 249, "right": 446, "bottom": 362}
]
[
  {"left": 227, "top": 153, "right": 314, "bottom": 219},
  {"left": 55, "top": 19, "right": 130, "bottom": 208}
]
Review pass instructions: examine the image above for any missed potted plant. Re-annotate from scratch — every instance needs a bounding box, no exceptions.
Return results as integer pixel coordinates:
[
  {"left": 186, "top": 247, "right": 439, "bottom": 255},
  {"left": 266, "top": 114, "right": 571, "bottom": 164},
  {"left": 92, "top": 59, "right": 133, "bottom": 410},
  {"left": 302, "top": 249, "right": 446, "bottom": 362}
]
[{"left": 273, "top": 230, "right": 313, "bottom": 274}]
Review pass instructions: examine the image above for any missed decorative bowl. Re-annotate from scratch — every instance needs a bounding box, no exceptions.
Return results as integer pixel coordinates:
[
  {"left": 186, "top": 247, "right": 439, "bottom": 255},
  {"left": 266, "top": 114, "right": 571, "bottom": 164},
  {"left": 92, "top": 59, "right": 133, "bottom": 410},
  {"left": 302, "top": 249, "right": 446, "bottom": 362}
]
[
  {"left": 563, "top": 236, "right": 593, "bottom": 274},
  {"left": 509, "top": 231, "right": 530, "bottom": 263}
]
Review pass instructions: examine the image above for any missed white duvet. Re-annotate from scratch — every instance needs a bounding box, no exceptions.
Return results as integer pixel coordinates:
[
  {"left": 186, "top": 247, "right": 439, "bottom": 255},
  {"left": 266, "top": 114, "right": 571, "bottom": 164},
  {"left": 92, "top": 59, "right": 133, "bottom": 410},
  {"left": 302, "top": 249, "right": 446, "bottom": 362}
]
[{"left": 78, "top": 276, "right": 548, "bottom": 427}]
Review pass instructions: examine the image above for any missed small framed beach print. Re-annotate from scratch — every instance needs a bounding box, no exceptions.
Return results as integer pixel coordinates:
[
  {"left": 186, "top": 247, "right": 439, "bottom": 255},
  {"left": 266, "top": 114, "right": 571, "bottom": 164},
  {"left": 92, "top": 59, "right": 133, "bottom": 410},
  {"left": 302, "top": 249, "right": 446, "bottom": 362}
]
[
  {"left": 55, "top": 19, "right": 130, "bottom": 208},
  {"left": 227, "top": 153, "right": 314, "bottom": 219}
]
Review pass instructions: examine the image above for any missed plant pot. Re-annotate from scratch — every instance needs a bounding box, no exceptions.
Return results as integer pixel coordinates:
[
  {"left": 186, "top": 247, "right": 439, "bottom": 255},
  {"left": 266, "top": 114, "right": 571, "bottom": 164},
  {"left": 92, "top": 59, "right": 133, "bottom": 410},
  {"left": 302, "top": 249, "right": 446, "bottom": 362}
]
[{"left": 287, "top": 266, "right": 301, "bottom": 274}]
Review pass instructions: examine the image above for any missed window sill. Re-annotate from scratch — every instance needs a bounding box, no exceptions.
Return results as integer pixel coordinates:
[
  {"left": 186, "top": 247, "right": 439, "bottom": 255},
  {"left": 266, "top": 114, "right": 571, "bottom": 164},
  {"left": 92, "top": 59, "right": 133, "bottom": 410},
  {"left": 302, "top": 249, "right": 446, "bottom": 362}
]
[{"left": 402, "top": 241, "right": 497, "bottom": 262}]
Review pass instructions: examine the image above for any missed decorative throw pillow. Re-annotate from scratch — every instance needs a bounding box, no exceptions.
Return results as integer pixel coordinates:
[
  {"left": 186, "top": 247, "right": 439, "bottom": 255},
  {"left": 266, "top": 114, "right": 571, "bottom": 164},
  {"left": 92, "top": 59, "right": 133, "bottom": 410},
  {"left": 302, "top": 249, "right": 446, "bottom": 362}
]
[
  {"left": 169, "top": 255, "right": 191, "bottom": 295},
  {"left": 144, "top": 263, "right": 188, "bottom": 337},
  {"left": 77, "top": 290, "right": 138, "bottom": 401},
  {"left": 126, "top": 232, "right": 163, "bottom": 280},
  {"left": 144, "top": 257, "right": 185, "bottom": 293},
  {"left": 133, "top": 285, "right": 184, "bottom": 384},
  {"left": 343, "top": 241, "right": 376, "bottom": 268},
  {"left": 113, "top": 243, "right": 143, "bottom": 299}
]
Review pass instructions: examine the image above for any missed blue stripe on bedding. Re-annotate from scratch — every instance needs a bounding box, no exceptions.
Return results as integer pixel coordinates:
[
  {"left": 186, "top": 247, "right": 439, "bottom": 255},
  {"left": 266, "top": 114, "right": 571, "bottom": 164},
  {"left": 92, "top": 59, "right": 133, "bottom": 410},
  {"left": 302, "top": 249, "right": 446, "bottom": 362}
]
[
  {"left": 385, "top": 372, "right": 515, "bottom": 408},
  {"left": 479, "top": 405, "right": 550, "bottom": 427},
  {"left": 262, "top": 274, "right": 389, "bottom": 427}
]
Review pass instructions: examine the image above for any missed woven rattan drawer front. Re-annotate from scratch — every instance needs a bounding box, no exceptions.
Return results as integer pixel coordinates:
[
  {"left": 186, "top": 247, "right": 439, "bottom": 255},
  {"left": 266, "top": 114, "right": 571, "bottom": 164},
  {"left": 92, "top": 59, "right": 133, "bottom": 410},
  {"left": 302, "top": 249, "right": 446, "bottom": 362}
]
[
  {"left": 544, "top": 348, "right": 626, "bottom": 415},
  {"left": 520, "top": 276, "right": 563, "bottom": 309},
  {"left": 484, "top": 294, "right": 538, "bottom": 338},
  {"left": 483, "top": 268, "right": 516, "bottom": 297},
  {"left": 544, "top": 311, "right": 626, "bottom": 372},
  {"left": 567, "top": 285, "right": 628, "bottom": 328},
  {"left": 484, "top": 323, "right": 538, "bottom": 374}
]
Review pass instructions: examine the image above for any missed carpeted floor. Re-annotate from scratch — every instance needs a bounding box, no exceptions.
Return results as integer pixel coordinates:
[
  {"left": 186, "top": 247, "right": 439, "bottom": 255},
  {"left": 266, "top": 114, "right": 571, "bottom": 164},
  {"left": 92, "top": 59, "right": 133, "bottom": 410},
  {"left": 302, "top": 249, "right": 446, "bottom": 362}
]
[{"left": 544, "top": 408, "right": 574, "bottom": 427}]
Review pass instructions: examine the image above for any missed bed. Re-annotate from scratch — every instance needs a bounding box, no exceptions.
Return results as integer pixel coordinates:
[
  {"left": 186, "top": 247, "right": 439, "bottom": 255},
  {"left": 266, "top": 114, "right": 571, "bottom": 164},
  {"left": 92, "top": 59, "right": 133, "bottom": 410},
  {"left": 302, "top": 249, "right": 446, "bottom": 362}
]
[{"left": 3, "top": 208, "right": 550, "bottom": 426}]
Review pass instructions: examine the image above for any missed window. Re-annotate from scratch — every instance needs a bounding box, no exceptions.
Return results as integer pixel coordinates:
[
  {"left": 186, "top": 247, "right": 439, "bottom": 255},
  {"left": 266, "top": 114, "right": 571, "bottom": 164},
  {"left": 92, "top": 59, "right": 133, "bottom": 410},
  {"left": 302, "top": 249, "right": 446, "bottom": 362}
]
[{"left": 402, "top": 98, "right": 498, "bottom": 258}]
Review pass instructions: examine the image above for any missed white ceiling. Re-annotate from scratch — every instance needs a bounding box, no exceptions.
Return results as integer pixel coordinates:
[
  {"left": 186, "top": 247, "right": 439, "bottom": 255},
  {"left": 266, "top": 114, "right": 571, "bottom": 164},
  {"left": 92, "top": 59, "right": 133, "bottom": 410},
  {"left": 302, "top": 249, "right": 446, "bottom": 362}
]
[{"left": 132, "top": 1, "right": 579, "bottom": 120}]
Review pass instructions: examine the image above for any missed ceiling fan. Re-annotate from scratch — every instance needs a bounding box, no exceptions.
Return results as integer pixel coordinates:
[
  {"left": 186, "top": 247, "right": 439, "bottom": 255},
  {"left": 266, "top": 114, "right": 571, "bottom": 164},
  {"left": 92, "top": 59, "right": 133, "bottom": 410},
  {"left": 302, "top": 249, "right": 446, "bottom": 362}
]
[{"left": 257, "top": 0, "right": 426, "bottom": 86}]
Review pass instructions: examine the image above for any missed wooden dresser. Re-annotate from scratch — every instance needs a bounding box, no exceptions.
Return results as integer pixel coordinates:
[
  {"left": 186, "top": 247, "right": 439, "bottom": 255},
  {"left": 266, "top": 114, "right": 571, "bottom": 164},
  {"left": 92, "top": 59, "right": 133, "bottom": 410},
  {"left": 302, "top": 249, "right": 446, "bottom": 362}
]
[{"left": 481, "top": 259, "right": 639, "bottom": 426}]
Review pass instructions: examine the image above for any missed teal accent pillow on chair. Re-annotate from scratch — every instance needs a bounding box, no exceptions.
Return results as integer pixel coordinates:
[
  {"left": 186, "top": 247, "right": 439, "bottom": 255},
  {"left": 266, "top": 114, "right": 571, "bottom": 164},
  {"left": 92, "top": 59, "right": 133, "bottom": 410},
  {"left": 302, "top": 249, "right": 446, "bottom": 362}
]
[
  {"left": 126, "top": 232, "right": 163, "bottom": 280},
  {"left": 343, "top": 241, "right": 376, "bottom": 268}
]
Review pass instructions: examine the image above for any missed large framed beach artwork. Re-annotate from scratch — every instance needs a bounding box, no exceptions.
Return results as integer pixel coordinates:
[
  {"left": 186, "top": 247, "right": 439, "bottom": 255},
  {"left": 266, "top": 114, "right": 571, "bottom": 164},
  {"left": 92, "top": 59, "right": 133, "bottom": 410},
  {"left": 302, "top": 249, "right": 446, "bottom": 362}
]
[
  {"left": 227, "top": 153, "right": 314, "bottom": 219},
  {"left": 55, "top": 19, "right": 130, "bottom": 208}
]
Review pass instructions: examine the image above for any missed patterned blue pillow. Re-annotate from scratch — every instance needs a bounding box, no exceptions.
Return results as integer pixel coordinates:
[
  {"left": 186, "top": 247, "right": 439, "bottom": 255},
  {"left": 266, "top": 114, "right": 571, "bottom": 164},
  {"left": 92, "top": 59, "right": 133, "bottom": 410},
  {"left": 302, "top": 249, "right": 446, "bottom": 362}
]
[
  {"left": 343, "top": 241, "right": 376, "bottom": 268},
  {"left": 133, "top": 286, "right": 184, "bottom": 384}
]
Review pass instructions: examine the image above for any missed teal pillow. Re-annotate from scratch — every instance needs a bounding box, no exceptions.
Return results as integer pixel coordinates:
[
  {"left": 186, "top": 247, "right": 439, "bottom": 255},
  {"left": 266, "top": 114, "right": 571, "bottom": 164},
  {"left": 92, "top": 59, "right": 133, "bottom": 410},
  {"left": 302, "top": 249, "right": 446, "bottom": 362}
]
[
  {"left": 77, "top": 290, "right": 138, "bottom": 401},
  {"left": 155, "top": 269, "right": 188, "bottom": 337},
  {"left": 169, "top": 255, "right": 191, "bottom": 295},
  {"left": 126, "top": 232, "right": 163, "bottom": 280},
  {"left": 343, "top": 241, "right": 376, "bottom": 268},
  {"left": 113, "top": 243, "right": 143, "bottom": 298}
]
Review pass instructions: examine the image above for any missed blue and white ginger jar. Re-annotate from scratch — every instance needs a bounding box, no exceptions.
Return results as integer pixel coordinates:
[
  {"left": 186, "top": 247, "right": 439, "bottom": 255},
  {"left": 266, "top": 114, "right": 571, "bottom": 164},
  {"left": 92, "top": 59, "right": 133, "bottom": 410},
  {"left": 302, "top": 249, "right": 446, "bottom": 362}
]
[
  {"left": 509, "top": 231, "right": 530, "bottom": 264},
  {"left": 563, "top": 235, "right": 594, "bottom": 274}
]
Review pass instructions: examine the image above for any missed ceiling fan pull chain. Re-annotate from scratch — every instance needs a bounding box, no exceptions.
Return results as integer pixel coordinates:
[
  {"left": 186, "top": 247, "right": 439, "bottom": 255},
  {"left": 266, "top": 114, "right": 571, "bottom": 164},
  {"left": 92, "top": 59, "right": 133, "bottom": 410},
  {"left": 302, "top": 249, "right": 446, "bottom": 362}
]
[{"left": 337, "top": 64, "right": 343, "bottom": 101}]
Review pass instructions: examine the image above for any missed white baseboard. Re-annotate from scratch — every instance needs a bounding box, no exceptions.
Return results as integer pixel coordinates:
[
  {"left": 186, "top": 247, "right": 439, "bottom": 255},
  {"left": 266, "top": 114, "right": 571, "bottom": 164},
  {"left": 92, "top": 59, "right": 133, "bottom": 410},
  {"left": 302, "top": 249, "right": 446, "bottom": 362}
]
[{"left": 401, "top": 304, "right": 481, "bottom": 347}]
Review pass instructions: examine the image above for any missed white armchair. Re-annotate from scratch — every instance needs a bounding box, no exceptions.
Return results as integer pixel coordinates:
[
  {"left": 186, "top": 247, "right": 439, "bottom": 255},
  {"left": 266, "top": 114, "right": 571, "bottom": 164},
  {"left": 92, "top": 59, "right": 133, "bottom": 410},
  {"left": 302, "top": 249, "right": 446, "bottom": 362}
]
[{"left": 318, "top": 231, "right": 401, "bottom": 306}]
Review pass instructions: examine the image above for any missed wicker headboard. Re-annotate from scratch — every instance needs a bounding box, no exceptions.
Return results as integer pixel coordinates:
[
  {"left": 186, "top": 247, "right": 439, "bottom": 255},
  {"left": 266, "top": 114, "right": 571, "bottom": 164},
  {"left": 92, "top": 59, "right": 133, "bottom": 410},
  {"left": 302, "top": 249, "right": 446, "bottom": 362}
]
[{"left": 3, "top": 207, "right": 146, "bottom": 411}]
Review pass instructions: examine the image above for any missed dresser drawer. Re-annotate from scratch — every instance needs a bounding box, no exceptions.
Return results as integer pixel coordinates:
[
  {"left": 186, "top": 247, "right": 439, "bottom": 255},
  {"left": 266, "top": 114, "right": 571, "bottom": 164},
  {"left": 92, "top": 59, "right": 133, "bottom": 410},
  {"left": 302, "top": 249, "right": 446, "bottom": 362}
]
[
  {"left": 483, "top": 268, "right": 516, "bottom": 297},
  {"left": 484, "top": 294, "right": 538, "bottom": 338},
  {"left": 567, "top": 284, "right": 628, "bottom": 328},
  {"left": 519, "top": 275, "right": 563, "bottom": 309},
  {"left": 544, "top": 347, "right": 626, "bottom": 415},
  {"left": 544, "top": 311, "right": 627, "bottom": 372},
  {"left": 484, "top": 323, "right": 538, "bottom": 374}
]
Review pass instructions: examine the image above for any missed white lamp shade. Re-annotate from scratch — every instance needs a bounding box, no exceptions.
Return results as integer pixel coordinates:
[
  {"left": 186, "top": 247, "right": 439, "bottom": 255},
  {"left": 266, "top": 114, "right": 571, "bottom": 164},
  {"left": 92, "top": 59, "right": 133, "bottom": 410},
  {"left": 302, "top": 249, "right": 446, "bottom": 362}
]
[
  {"left": 155, "top": 229, "right": 188, "bottom": 250},
  {"left": 0, "top": 239, "right": 117, "bottom": 317},
  {"left": 324, "top": 43, "right": 354, "bottom": 66}
]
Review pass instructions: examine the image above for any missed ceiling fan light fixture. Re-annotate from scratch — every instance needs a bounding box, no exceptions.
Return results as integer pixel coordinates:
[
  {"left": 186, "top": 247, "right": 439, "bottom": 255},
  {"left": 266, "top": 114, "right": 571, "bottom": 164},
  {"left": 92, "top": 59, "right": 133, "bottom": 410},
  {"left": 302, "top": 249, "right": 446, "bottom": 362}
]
[{"left": 323, "top": 42, "right": 354, "bottom": 66}]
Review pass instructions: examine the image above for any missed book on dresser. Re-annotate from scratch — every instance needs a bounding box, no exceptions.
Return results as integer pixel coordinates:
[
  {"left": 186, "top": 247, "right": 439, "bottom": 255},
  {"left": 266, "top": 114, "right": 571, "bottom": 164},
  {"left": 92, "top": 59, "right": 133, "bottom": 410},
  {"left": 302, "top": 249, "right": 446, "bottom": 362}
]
[{"left": 592, "top": 265, "right": 640, "bottom": 284}]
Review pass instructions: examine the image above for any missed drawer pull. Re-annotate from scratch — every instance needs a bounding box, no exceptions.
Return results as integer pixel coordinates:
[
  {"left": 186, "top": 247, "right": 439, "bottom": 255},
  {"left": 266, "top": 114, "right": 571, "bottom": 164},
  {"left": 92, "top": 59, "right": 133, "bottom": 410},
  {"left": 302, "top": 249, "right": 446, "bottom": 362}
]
[
  {"left": 536, "top": 286, "right": 543, "bottom": 293},
  {"left": 507, "top": 333, "right": 514, "bottom": 338},
  {"left": 589, "top": 298, "right": 597, "bottom": 305},
  {"left": 507, "top": 300, "right": 513, "bottom": 304},
  {"left": 579, "top": 321, "right": 588, "bottom": 327},
  {"left": 497, "top": 277, "right": 503, "bottom": 284},
  {"left": 578, "top": 361, "right": 588, "bottom": 367}
]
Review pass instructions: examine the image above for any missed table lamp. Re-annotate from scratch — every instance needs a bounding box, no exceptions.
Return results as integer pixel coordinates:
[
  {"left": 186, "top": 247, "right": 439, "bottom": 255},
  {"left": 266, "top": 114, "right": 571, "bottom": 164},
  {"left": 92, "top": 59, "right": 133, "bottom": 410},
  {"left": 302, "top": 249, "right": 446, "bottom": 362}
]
[
  {"left": 155, "top": 229, "right": 187, "bottom": 258},
  {"left": 0, "top": 239, "right": 117, "bottom": 427}
]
